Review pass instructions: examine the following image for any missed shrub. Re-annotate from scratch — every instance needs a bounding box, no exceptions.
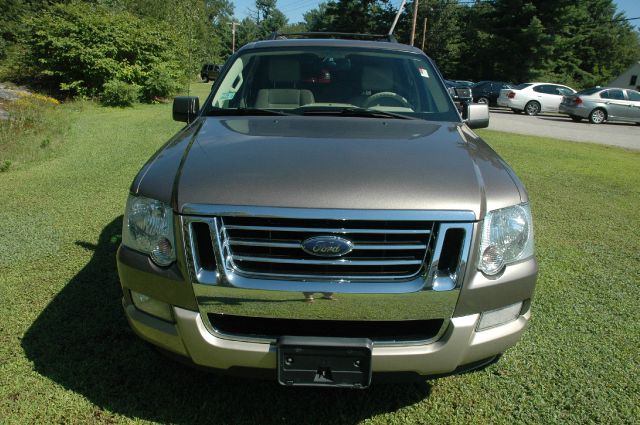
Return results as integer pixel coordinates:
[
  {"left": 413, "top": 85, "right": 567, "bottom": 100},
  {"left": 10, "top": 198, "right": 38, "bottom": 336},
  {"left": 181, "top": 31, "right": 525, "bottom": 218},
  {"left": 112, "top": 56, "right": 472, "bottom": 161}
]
[
  {"left": 100, "top": 80, "right": 140, "bottom": 107},
  {"left": 18, "top": 3, "right": 183, "bottom": 100},
  {"left": 141, "top": 64, "right": 182, "bottom": 102}
]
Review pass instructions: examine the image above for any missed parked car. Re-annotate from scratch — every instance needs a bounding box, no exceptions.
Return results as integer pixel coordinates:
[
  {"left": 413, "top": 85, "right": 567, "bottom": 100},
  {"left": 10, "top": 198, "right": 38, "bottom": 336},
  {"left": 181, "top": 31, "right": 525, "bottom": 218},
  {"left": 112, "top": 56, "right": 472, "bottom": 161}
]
[
  {"left": 559, "top": 87, "right": 640, "bottom": 124},
  {"left": 118, "top": 33, "right": 536, "bottom": 388},
  {"left": 445, "top": 79, "right": 473, "bottom": 114},
  {"left": 200, "top": 63, "right": 222, "bottom": 82},
  {"left": 472, "top": 81, "right": 512, "bottom": 106},
  {"left": 498, "top": 82, "right": 576, "bottom": 115}
]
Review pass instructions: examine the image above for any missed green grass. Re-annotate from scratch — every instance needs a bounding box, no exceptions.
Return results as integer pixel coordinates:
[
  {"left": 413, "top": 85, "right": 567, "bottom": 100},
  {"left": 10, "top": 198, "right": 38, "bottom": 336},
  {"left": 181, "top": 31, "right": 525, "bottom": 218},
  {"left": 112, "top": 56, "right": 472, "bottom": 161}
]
[{"left": 0, "top": 96, "right": 639, "bottom": 424}]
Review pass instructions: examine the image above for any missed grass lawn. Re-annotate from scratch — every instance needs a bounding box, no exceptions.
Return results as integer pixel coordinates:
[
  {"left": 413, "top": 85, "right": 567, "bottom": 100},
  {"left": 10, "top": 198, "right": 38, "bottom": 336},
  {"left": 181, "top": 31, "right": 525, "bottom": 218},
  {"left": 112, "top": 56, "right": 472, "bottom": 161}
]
[{"left": 0, "top": 89, "right": 639, "bottom": 424}]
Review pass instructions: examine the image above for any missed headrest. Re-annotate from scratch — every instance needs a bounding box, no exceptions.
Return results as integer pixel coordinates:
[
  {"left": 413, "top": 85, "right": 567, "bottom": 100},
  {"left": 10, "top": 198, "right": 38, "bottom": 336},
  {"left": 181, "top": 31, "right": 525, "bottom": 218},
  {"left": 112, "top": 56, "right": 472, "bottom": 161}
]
[
  {"left": 361, "top": 65, "right": 393, "bottom": 92},
  {"left": 268, "top": 58, "right": 300, "bottom": 83}
]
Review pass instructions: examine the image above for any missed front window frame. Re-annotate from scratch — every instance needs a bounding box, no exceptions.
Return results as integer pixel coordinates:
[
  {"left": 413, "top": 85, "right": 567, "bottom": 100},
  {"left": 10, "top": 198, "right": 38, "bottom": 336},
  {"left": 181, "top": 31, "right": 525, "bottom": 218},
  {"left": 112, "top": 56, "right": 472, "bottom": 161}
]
[{"left": 201, "top": 45, "right": 461, "bottom": 123}]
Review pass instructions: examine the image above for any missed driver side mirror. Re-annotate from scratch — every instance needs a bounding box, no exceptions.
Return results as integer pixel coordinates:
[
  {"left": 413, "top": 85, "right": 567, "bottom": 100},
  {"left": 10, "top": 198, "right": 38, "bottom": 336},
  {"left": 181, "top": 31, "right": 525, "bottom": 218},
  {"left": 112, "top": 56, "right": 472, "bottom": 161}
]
[
  {"left": 465, "top": 104, "right": 489, "bottom": 129},
  {"left": 173, "top": 96, "right": 200, "bottom": 123}
]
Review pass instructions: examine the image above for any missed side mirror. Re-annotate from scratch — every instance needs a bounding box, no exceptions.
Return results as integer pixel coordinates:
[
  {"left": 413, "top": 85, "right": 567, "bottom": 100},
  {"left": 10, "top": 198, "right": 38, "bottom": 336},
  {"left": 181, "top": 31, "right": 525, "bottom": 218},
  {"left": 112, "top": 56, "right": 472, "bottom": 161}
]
[
  {"left": 173, "top": 96, "right": 200, "bottom": 123},
  {"left": 465, "top": 103, "right": 489, "bottom": 129}
]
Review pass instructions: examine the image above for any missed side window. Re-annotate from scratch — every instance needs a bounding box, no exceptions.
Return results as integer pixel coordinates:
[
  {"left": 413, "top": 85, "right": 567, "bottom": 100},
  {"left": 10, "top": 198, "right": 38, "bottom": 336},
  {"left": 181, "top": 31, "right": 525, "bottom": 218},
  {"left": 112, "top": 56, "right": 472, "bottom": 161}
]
[
  {"left": 607, "top": 89, "right": 625, "bottom": 100},
  {"left": 556, "top": 87, "right": 573, "bottom": 96},
  {"left": 532, "top": 85, "right": 546, "bottom": 93},
  {"left": 627, "top": 90, "right": 640, "bottom": 101},
  {"left": 600, "top": 90, "right": 610, "bottom": 99}
]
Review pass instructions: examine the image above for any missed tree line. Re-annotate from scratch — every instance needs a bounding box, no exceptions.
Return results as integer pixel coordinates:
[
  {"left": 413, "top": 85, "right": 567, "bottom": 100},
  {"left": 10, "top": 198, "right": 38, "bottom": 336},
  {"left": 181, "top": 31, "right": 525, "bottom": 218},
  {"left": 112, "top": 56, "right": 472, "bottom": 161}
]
[{"left": 0, "top": 0, "right": 638, "bottom": 102}]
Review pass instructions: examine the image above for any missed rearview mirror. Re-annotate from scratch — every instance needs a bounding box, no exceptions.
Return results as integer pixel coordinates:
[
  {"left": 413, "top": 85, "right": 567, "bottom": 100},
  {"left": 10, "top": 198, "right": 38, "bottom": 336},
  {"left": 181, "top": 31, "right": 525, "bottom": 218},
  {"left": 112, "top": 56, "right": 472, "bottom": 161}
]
[
  {"left": 465, "top": 104, "right": 489, "bottom": 129},
  {"left": 173, "top": 96, "right": 200, "bottom": 123}
]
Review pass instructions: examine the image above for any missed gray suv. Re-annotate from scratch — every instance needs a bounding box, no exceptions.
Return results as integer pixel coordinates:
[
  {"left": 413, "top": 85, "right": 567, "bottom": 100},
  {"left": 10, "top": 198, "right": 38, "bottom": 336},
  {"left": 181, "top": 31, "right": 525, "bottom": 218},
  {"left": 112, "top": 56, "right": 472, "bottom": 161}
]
[{"left": 118, "top": 35, "right": 537, "bottom": 388}]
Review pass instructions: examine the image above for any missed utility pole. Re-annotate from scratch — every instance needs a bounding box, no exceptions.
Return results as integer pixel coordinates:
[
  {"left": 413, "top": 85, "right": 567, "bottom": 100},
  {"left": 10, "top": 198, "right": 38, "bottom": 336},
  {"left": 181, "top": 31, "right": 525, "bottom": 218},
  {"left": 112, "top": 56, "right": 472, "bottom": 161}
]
[
  {"left": 228, "top": 21, "right": 238, "bottom": 53},
  {"left": 421, "top": 16, "right": 428, "bottom": 51},
  {"left": 410, "top": 0, "right": 419, "bottom": 46},
  {"left": 389, "top": 0, "right": 406, "bottom": 36}
]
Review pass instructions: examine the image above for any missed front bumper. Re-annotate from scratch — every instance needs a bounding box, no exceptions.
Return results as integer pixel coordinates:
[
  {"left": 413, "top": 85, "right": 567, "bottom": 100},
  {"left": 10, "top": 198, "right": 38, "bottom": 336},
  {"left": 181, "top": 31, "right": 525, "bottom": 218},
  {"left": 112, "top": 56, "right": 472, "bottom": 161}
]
[{"left": 124, "top": 298, "right": 530, "bottom": 375}]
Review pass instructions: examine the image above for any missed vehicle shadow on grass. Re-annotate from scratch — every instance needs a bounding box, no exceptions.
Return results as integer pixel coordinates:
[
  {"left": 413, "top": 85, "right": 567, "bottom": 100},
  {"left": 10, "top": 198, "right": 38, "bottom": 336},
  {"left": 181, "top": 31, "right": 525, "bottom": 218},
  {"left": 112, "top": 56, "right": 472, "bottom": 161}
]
[{"left": 22, "top": 217, "right": 432, "bottom": 425}]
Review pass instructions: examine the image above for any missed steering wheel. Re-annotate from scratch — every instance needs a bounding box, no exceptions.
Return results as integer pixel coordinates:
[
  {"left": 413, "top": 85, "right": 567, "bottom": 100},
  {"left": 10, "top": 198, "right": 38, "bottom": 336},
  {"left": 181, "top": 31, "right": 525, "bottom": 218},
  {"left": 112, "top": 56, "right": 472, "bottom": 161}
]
[{"left": 362, "top": 92, "right": 411, "bottom": 109}]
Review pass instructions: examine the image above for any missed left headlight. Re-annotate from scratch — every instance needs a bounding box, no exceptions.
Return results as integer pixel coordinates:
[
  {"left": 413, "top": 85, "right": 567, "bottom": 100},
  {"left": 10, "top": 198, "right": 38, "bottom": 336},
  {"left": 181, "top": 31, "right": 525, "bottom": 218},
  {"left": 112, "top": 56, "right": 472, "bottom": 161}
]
[
  {"left": 122, "top": 195, "right": 176, "bottom": 266},
  {"left": 478, "top": 203, "right": 534, "bottom": 275}
]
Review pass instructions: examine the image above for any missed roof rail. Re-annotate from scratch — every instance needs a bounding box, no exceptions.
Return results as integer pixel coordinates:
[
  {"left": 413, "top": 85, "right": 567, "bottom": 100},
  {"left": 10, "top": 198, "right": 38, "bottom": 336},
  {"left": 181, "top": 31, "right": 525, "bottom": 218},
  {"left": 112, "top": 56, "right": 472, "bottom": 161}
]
[{"left": 267, "top": 31, "right": 397, "bottom": 43}]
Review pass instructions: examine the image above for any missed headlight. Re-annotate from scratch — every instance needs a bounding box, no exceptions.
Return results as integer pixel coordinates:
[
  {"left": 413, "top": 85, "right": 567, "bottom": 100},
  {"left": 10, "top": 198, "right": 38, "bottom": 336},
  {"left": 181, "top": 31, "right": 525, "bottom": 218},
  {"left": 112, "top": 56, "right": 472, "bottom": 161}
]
[
  {"left": 122, "top": 195, "right": 176, "bottom": 266},
  {"left": 478, "top": 203, "right": 534, "bottom": 275}
]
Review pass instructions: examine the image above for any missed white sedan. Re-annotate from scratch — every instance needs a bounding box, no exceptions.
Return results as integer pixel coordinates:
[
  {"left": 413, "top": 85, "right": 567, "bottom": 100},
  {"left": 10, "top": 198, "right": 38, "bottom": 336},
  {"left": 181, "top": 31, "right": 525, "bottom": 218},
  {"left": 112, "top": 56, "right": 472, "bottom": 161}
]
[{"left": 498, "top": 82, "right": 576, "bottom": 115}]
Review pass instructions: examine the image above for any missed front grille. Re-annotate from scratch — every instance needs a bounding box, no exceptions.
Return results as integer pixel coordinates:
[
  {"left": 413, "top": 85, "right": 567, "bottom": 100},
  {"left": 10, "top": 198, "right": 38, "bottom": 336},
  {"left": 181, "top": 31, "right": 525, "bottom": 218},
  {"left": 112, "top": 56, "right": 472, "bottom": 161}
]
[
  {"left": 216, "top": 216, "right": 435, "bottom": 280},
  {"left": 208, "top": 314, "right": 444, "bottom": 341}
]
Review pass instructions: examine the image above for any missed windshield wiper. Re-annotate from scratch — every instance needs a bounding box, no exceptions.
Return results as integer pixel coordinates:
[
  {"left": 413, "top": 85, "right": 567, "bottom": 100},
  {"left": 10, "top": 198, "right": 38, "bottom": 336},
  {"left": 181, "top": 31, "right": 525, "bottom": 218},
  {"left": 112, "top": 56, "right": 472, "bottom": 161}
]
[
  {"left": 206, "top": 108, "right": 291, "bottom": 116},
  {"left": 299, "top": 107, "right": 413, "bottom": 120}
]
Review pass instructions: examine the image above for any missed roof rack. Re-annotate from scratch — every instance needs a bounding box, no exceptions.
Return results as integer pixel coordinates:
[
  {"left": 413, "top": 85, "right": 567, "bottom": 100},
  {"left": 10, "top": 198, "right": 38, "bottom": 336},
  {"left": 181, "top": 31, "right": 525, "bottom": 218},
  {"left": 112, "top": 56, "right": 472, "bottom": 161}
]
[{"left": 267, "top": 31, "right": 397, "bottom": 43}]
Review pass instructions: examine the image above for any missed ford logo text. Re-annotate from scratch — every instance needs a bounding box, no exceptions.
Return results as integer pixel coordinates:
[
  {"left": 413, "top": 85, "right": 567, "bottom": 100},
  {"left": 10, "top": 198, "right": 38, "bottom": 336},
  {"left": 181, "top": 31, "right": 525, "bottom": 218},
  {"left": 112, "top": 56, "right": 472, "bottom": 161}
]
[{"left": 301, "top": 236, "right": 353, "bottom": 257}]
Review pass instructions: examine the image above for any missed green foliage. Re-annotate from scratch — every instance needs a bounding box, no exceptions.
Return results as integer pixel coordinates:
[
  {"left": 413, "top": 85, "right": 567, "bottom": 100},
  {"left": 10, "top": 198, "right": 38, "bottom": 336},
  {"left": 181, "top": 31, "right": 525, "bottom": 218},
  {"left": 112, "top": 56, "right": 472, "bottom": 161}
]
[
  {"left": 305, "top": 0, "right": 640, "bottom": 87},
  {"left": 100, "top": 79, "right": 141, "bottom": 107},
  {"left": 12, "top": 2, "right": 182, "bottom": 100},
  {"left": 141, "top": 64, "right": 182, "bottom": 102}
]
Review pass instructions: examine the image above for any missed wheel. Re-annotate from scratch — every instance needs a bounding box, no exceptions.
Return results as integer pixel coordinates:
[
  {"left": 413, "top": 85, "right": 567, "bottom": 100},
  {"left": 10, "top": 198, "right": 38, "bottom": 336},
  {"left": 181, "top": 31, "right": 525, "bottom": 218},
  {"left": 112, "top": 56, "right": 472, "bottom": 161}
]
[
  {"left": 589, "top": 108, "right": 606, "bottom": 124},
  {"left": 570, "top": 115, "right": 582, "bottom": 122},
  {"left": 511, "top": 108, "right": 523, "bottom": 114},
  {"left": 524, "top": 101, "right": 541, "bottom": 116},
  {"left": 477, "top": 97, "right": 489, "bottom": 105}
]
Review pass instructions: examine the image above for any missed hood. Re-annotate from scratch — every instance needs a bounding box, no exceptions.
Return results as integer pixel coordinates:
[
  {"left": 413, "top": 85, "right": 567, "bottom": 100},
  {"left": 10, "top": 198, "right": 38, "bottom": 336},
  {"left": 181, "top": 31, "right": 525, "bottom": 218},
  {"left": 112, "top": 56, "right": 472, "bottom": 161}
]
[{"left": 159, "top": 116, "right": 523, "bottom": 219}]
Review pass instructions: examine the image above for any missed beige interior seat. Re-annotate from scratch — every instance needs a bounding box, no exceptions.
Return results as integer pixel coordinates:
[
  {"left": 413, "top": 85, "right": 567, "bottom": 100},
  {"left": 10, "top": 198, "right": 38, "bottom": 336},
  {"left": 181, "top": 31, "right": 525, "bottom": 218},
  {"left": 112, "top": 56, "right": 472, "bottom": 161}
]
[
  {"left": 350, "top": 65, "right": 394, "bottom": 106},
  {"left": 255, "top": 58, "right": 314, "bottom": 109}
]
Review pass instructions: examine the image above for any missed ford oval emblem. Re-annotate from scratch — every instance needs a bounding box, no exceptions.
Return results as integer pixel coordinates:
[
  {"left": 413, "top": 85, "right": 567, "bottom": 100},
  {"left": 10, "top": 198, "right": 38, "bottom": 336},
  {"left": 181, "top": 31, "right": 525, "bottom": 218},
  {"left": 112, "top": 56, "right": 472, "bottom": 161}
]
[{"left": 302, "top": 236, "right": 353, "bottom": 257}]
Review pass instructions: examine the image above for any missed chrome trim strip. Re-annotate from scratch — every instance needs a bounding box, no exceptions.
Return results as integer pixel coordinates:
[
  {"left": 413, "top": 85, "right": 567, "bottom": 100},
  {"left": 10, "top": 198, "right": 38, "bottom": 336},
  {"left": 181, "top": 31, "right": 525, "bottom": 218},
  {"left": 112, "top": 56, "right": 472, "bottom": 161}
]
[
  {"left": 232, "top": 255, "right": 423, "bottom": 266},
  {"left": 180, "top": 204, "right": 477, "bottom": 222},
  {"left": 224, "top": 224, "right": 431, "bottom": 234},
  {"left": 229, "top": 240, "right": 427, "bottom": 250}
]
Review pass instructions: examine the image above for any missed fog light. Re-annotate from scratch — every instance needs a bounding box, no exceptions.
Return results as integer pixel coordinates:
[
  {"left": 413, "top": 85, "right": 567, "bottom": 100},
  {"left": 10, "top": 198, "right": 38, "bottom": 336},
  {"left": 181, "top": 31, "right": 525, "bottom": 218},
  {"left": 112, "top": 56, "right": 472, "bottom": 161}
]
[
  {"left": 477, "top": 302, "right": 522, "bottom": 331},
  {"left": 131, "top": 290, "right": 173, "bottom": 322}
]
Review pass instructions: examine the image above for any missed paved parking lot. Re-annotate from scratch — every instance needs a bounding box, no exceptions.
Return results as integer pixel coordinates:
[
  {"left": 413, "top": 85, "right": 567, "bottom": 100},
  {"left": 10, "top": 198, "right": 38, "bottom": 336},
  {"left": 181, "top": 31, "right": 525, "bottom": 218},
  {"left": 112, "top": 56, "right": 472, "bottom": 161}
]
[{"left": 487, "top": 108, "right": 640, "bottom": 150}]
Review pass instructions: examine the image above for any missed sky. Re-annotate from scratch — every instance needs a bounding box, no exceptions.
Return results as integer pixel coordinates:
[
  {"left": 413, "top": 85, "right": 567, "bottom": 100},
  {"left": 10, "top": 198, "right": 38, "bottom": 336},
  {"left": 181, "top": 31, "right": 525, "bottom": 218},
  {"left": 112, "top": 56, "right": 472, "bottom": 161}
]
[{"left": 231, "top": 0, "right": 640, "bottom": 28}]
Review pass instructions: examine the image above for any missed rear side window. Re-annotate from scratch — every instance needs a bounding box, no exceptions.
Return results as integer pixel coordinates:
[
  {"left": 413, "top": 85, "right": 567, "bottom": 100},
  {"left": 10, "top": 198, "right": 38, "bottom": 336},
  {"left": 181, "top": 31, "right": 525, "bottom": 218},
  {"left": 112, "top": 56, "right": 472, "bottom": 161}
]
[
  {"left": 556, "top": 87, "right": 574, "bottom": 96},
  {"left": 512, "top": 83, "right": 532, "bottom": 90},
  {"left": 601, "top": 89, "right": 625, "bottom": 100},
  {"left": 627, "top": 90, "right": 640, "bottom": 101},
  {"left": 533, "top": 85, "right": 554, "bottom": 94}
]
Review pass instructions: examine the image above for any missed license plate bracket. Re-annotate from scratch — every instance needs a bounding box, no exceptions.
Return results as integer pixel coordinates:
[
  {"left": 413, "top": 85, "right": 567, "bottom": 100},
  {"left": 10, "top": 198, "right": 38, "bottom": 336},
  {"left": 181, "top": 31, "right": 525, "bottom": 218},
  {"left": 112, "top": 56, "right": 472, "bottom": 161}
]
[{"left": 277, "top": 336, "right": 373, "bottom": 388}]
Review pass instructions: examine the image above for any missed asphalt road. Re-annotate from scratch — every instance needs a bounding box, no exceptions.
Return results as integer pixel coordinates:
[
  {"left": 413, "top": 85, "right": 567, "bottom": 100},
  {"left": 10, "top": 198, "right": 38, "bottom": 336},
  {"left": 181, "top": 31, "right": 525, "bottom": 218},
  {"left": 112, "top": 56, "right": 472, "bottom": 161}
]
[{"left": 487, "top": 108, "right": 640, "bottom": 150}]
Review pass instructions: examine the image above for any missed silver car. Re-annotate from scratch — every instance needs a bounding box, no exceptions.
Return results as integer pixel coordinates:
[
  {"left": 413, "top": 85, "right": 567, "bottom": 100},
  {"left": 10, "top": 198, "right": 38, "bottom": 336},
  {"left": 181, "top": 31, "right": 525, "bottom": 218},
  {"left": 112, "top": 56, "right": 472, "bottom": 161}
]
[{"left": 559, "top": 87, "right": 640, "bottom": 124}]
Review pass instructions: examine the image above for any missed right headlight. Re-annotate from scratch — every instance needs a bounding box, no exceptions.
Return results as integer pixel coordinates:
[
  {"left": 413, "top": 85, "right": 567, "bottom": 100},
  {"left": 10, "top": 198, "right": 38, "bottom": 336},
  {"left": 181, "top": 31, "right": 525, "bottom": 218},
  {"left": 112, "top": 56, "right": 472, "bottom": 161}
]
[
  {"left": 122, "top": 194, "right": 176, "bottom": 266},
  {"left": 478, "top": 203, "right": 534, "bottom": 275}
]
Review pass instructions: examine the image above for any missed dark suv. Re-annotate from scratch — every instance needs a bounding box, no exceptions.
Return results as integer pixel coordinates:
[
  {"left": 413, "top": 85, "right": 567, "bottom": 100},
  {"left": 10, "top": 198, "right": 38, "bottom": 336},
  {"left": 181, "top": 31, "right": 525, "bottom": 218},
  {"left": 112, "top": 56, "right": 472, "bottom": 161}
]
[
  {"left": 472, "top": 81, "right": 512, "bottom": 106},
  {"left": 200, "top": 63, "right": 222, "bottom": 82},
  {"left": 118, "top": 34, "right": 536, "bottom": 388}
]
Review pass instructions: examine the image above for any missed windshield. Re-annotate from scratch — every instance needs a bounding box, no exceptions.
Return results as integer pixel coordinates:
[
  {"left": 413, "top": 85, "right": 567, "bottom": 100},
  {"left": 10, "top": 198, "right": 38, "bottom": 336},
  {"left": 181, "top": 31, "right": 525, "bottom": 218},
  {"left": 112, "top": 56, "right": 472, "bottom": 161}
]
[{"left": 204, "top": 46, "right": 459, "bottom": 121}]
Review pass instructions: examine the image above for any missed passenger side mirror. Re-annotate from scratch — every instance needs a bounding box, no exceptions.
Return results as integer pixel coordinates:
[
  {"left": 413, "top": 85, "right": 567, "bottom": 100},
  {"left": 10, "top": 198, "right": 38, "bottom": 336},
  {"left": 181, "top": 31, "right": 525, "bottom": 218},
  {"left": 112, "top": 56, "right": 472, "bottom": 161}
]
[
  {"left": 465, "top": 104, "right": 489, "bottom": 129},
  {"left": 173, "top": 96, "right": 200, "bottom": 123}
]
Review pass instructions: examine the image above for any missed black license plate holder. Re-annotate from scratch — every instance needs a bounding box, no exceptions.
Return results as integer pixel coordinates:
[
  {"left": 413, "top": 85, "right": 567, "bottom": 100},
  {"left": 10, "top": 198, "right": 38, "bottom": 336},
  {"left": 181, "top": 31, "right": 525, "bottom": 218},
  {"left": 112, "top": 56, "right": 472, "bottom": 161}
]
[{"left": 277, "top": 336, "right": 373, "bottom": 388}]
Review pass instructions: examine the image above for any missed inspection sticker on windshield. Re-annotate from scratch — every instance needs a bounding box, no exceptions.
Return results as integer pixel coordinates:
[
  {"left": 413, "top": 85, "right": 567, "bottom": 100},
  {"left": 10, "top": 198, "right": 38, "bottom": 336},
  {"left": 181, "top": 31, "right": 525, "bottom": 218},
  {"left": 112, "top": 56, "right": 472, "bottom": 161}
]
[
  {"left": 219, "top": 92, "right": 235, "bottom": 101},
  {"left": 418, "top": 67, "right": 429, "bottom": 78}
]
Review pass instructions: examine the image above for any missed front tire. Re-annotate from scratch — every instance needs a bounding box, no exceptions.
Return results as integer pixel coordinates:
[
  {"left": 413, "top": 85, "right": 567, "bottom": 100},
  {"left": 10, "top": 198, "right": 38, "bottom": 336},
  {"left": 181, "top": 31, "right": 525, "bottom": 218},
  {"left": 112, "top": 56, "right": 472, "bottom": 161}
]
[
  {"left": 589, "top": 108, "right": 606, "bottom": 124},
  {"left": 570, "top": 115, "right": 582, "bottom": 122},
  {"left": 477, "top": 97, "right": 489, "bottom": 105},
  {"left": 525, "top": 101, "right": 541, "bottom": 116}
]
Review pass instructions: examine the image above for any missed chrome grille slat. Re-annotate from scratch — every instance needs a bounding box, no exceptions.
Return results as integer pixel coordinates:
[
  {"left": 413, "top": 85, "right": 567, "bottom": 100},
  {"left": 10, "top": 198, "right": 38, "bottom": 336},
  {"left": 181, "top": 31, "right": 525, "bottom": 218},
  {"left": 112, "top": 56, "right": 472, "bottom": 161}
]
[
  {"left": 228, "top": 240, "right": 426, "bottom": 250},
  {"left": 224, "top": 224, "right": 431, "bottom": 234},
  {"left": 233, "top": 255, "right": 423, "bottom": 266}
]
